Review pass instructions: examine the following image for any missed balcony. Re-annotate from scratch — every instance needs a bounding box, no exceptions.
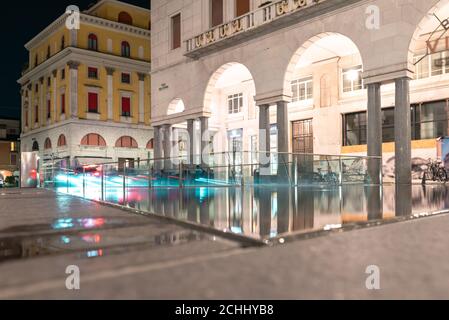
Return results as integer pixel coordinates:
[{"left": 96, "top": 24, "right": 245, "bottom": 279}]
[{"left": 185, "top": 0, "right": 362, "bottom": 59}]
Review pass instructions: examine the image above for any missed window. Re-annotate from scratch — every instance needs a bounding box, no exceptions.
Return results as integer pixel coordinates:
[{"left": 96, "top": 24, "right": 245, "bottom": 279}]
[
  {"left": 211, "top": 0, "right": 223, "bottom": 27},
  {"left": 121, "top": 97, "right": 131, "bottom": 116},
  {"left": 88, "top": 34, "right": 98, "bottom": 51},
  {"left": 343, "top": 112, "right": 367, "bottom": 146},
  {"left": 88, "top": 67, "right": 98, "bottom": 79},
  {"left": 47, "top": 77, "right": 51, "bottom": 87},
  {"left": 118, "top": 11, "right": 133, "bottom": 25},
  {"left": 291, "top": 76, "right": 313, "bottom": 102},
  {"left": 61, "top": 68, "right": 65, "bottom": 80},
  {"left": 81, "top": 133, "right": 106, "bottom": 147},
  {"left": 342, "top": 100, "right": 449, "bottom": 146},
  {"left": 58, "top": 134, "right": 67, "bottom": 147},
  {"left": 44, "top": 138, "right": 52, "bottom": 150},
  {"left": 61, "top": 94, "right": 65, "bottom": 114},
  {"left": 35, "top": 54, "right": 38, "bottom": 67},
  {"left": 146, "top": 139, "right": 154, "bottom": 150},
  {"left": 342, "top": 65, "right": 363, "bottom": 93},
  {"left": 236, "top": 0, "right": 250, "bottom": 17},
  {"left": 61, "top": 36, "right": 65, "bottom": 50},
  {"left": 115, "top": 136, "right": 138, "bottom": 148},
  {"left": 228, "top": 93, "right": 243, "bottom": 114},
  {"left": 171, "top": 14, "right": 181, "bottom": 50},
  {"left": 47, "top": 99, "right": 51, "bottom": 119},
  {"left": 121, "top": 41, "right": 130, "bottom": 57},
  {"left": 35, "top": 105, "right": 39, "bottom": 123},
  {"left": 121, "top": 73, "right": 131, "bottom": 84},
  {"left": 10, "top": 142, "right": 17, "bottom": 152},
  {"left": 414, "top": 51, "right": 449, "bottom": 79},
  {"left": 47, "top": 46, "right": 51, "bottom": 59},
  {"left": 88, "top": 92, "right": 98, "bottom": 113},
  {"left": 35, "top": 84, "right": 39, "bottom": 92}
]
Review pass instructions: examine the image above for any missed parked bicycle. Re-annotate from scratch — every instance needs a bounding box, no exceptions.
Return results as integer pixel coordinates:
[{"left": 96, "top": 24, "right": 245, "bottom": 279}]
[{"left": 423, "top": 159, "right": 448, "bottom": 183}]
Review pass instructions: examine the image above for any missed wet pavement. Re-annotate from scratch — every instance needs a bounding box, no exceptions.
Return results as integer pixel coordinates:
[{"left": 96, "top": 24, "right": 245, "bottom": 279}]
[{"left": 2, "top": 187, "right": 449, "bottom": 299}]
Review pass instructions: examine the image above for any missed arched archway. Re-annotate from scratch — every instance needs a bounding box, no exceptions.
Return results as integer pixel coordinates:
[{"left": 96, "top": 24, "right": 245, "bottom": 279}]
[
  {"left": 44, "top": 138, "right": 52, "bottom": 150},
  {"left": 203, "top": 62, "right": 257, "bottom": 157},
  {"left": 32, "top": 141, "right": 39, "bottom": 151},
  {"left": 115, "top": 136, "right": 138, "bottom": 148},
  {"left": 81, "top": 133, "right": 106, "bottom": 147},
  {"left": 283, "top": 33, "right": 363, "bottom": 155},
  {"left": 57, "top": 134, "right": 67, "bottom": 147},
  {"left": 118, "top": 11, "right": 133, "bottom": 25},
  {"left": 167, "top": 98, "right": 185, "bottom": 116}
]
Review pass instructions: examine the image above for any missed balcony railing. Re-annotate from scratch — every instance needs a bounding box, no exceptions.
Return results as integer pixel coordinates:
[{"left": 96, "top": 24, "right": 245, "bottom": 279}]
[{"left": 185, "top": 0, "right": 331, "bottom": 58}]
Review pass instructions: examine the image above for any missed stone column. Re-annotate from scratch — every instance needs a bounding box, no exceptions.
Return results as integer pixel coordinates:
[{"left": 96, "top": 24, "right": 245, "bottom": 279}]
[
  {"left": 67, "top": 61, "right": 80, "bottom": 119},
  {"left": 395, "top": 77, "right": 412, "bottom": 185},
  {"left": 138, "top": 73, "right": 146, "bottom": 124},
  {"left": 153, "top": 126, "right": 162, "bottom": 171},
  {"left": 200, "top": 116, "right": 209, "bottom": 167},
  {"left": 106, "top": 67, "right": 115, "bottom": 121},
  {"left": 187, "top": 119, "right": 195, "bottom": 166},
  {"left": 277, "top": 100, "right": 289, "bottom": 178},
  {"left": 367, "top": 83, "right": 382, "bottom": 185},
  {"left": 163, "top": 124, "right": 173, "bottom": 171},
  {"left": 259, "top": 104, "right": 271, "bottom": 174}
]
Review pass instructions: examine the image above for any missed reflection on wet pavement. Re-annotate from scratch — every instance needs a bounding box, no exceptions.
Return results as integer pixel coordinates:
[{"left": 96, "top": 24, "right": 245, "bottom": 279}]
[
  {"left": 0, "top": 215, "right": 223, "bottom": 263},
  {"left": 65, "top": 184, "right": 449, "bottom": 241}
]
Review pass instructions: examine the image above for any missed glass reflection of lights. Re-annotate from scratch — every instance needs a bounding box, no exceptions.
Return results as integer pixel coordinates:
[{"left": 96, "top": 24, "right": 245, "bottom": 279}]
[
  {"left": 87, "top": 249, "right": 103, "bottom": 258},
  {"left": 52, "top": 218, "right": 105, "bottom": 230}
]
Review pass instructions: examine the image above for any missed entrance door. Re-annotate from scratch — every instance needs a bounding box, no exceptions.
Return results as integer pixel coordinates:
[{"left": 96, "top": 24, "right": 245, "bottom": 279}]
[
  {"left": 292, "top": 119, "right": 314, "bottom": 154},
  {"left": 228, "top": 129, "right": 243, "bottom": 180}
]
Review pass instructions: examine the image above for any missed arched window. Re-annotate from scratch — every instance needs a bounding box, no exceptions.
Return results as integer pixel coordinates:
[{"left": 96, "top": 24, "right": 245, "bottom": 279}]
[
  {"left": 81, "top": 133, "right": 106, "bottom": 147},
  {"left": 115, "top": 136, "right": 138, "bottom": 148},
  {"left": 121, "top": 41, "right": 130, "bottom": 58},
  {"left": 88, "top": 34, "right": 98, "bottom": 51},
  {"left": 57, "top": 134, "right": 67, "bottom": 147},
  {"left": 32, "top": 141, "right": 39, "bottom": 151},
  {"left": 44, "top": 138, "right": 52, "bottom": 150},
  {"left": 146, "top": 139, "right": 154, "bottom": 150},
  {"left": 118, "top": 11, "right": 133, "bottom": 25}
]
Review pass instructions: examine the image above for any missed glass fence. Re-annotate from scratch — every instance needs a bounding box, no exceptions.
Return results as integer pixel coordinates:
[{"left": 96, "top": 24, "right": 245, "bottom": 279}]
[{"left": 44, "top": 152, "right": 382, "bottom": 201}]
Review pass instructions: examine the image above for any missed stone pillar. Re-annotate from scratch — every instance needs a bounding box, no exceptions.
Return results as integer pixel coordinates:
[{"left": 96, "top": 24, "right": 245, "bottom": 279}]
[
  {"left": 106, "top": 67, "right": 115, "bottom": 121},
  {"left": 200, "top": 116, "right": 209, "bottom": 166},
  {"left": 163, "top": 124, "right": 173, "bottom": 171},
  {"left": 276, "top": 101, "right": 289, "bottom": 154},
  {"left": 259, "top": 104, "right": 271, "bottom": 174},
  {"left": 187, "top": 119, "right": 195, "bottom": 166},
  {"left": 153, "top": 126, "right": 162, "bottom": 171},
  {"left": 367, "top": 83, "right": 382, "bottom": 185},
  {"left": 67, "top": 61, "right": 80, "bottom": 119},
  {"left": 277, "top": 101, "right": 289, "bottom": 178},
  {"left": 138, "top": 73, "right": 146, "bottom": 124},
  {"left": 395, "top": 77, "right": 412, "bottom": 185}
]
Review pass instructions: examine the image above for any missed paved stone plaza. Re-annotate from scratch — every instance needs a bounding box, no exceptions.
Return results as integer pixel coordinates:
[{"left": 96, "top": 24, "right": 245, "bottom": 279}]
[{"left": 1, "top": 188, "right": 449, "bottom": 299}]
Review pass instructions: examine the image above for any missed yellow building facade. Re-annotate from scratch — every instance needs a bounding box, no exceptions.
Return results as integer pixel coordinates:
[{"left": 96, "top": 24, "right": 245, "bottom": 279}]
[{"left": 18, "top": 0, "right": 152, "bottom": 168}]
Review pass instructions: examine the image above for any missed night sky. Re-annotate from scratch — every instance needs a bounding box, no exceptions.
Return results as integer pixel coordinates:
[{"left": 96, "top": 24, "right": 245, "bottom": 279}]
[{"left": 0, "top": 0, "right": 150, "bottom": 120}]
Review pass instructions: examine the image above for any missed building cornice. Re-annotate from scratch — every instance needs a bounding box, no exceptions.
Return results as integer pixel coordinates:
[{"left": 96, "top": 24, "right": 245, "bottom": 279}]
[
  {"left": 84, "top": 0, "right": 150, "bottom": 15},
  {"left": 25, "top": 12, "right": 150, "bottom": 51},
  {"left": 18, "top": 47, "right": 151, "bottom": 84}
]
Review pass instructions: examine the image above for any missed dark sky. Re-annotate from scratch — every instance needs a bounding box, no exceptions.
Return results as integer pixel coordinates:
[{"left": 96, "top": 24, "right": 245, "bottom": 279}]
[{"left": 0, "top": 0, "right": 150, "bottom": 120}]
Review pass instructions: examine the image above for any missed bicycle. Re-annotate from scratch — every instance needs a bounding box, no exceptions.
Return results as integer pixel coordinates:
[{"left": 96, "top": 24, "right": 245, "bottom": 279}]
[{"left": 423, "top": 159, "right": 448, "bottom": 183}]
